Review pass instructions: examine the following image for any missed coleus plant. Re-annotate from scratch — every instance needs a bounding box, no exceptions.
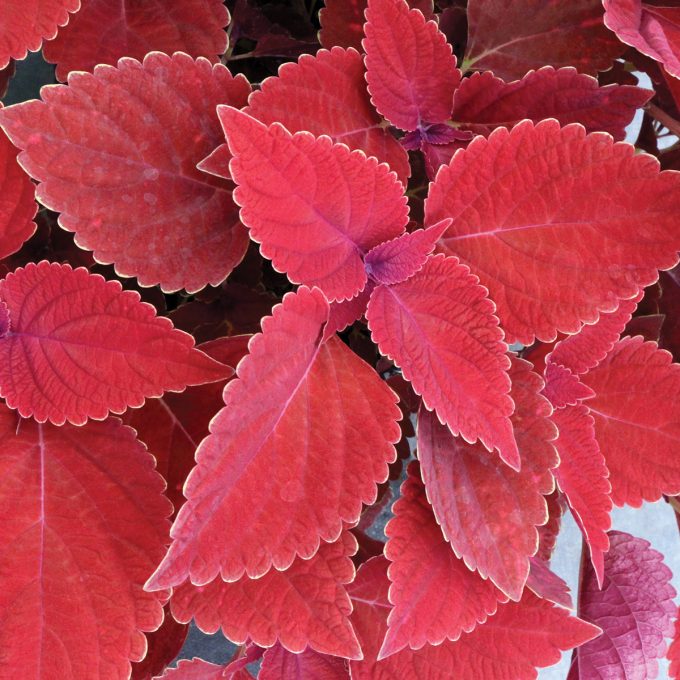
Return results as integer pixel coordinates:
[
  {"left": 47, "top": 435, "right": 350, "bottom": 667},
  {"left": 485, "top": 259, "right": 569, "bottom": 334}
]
[{"left": 2, "top": 0, "right": 680, "bottom": 678}]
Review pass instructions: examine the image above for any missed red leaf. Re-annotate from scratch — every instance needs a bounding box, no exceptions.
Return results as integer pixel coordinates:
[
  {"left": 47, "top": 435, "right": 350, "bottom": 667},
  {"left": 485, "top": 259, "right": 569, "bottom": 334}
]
[
  {"left": 146, "top": 287, "right": 400, "bottom": 589},
  {"left": 451, "top": 67, "right": 651, "bottom": 141},
  {"left": 43, "top": 0, "right": 229, "bottom": 81},
  {"left": 536, "top": 490, "right": 566, "bottom": 562},
  {"left": 582, "top": 336, "right": 680, "bottom": 506},
  {"left": 569, "top": 531, "right": 676, "bottom": 680},
  {"left": 325, "top": 282, "right": 375, "bottom": 338},
  {"left": 417, "top": 356, "right": 558, "bottom": 600},
  {"left": 0, "top": 407, "right": 171, "bottom": 678},
  {"left": 464, "top": 0, "right": 624, "bottom": 80},
  {"left": 0, "top": 0, "right": 79, "bottom": 68},
  {"left": 0, "top": 52, "right": 251, "bottom": 293},
  {"left": 363, "top": 0, "right": 461, "bottom": 131},
  {"left": 259, "top": 643, "right": 350, "bottom": 679},
  {"left": 669, "top": 608, "right": 680, "bottom": 678},
  {"left": 158, "top": 658, "right": 234, "bottom": 679},
  {"left": 604, "top": 1, "right": 680, "bottom": 79},
  {"left": 0, "top": 117, "right": 37, "bottom": 260},
  {"left": 219, "top": 107, "right": 409, "bottom": 301},
  {"left": 0, "top": 262, "right": 231, "bottom": 425},
  {"left": 170, "top": 532, "right": 361, "bottom": 659},
  {"left": 547, "top": 293, "right": 642, "bottom": 375},
  {"left": 382, "top": 461, "right": 507, "bottom": 656},
  {"left": 246, "top": 47, "right": 410, "bottom": 184},
  {"left": 542, "top": 363, "right": 595, "bottom": 408},
  {"left": 427, "top": 120, "right": 680, "bottom": 344},
  {"left": 367, "top": 254, "right": 518, "bottom": 467},
  {"left": 551, "top": 405, "right": 612, "bottom": 585},
  {"left": 364, "top": 220, "right": 451, "bottom": 286},
  {"left": 526, "top": 557, "right": 573, "bottom": 609},
  {"left": 349, "top": 557, "right": 600, "bottom": 679},
  {"left": 0, "top": 61, "right": 15, "bottom": 98}
]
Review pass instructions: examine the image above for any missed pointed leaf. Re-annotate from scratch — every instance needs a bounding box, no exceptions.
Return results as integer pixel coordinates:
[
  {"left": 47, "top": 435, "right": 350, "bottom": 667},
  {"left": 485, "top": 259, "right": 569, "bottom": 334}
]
[
  {"left": 0, "top": 262, "right": 231, "bottom": 426},
  {"left": 246, "top": 47, "right": 410, "bottom": 183},
  {"left": 464, "top": 0, "right": 624, "bottom": 80},
  {"left": 259, "top": 643, "right": 350, "bottom": 679},
  {"left": 0, "top": 52, "right": 251, "bottom": 293},
  {"left": 146, "top": 287, "right": 400, "bottom": 589},
  {"left": 452, "top": 67, "right": 651, "bottom": 141},
  {"left": 526, "top": 558, "right": 573, "bottom": 609},
  {"left": 220, "top": 107, "right": 409, "bottom": 301},
  {"left": 537, "top": 491, "right": 566, "bottom": 562},
  {"left": 367, "top": 254, "right": 517, "bottom": 467},
  {"left": 381, "top": 461, "right": 507, "bottom": 656},
  {"left": 542, "top": 363, "right": 595, "bottom": 408},
  {"left": 363, "top": 0, "right": 461, "bottom": 131},
  {"left": 170, "top": 532, "right": 361, "bottom": 659},
  {"left": 157, "top": 658, "right": 232, "bottom": 679},
  {"left": 570, "top": 531, "right": 676, "bottom": 680},
  {"left": 427, "top": 120, "right": 680, "bottom": 344},
  {"left": 551, "top": 405, "right": 612, "bottom": 584},
  {"left": 582, "top": 336, "right": 680, "bottom": 506},
  {"left": 0, "top": 407, "right": 171, "bottom": 679},
  {"left": 325, "top": 283, "right": 375, "bottom": 338}
]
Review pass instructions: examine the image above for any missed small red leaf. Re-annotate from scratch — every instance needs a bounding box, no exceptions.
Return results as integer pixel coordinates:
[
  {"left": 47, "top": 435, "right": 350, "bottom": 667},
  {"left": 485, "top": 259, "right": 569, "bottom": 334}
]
[
  {"left": 427, "top": 120, "right": 680, "bottom": 344},
  {"left": 526, "top": 557, "right": 573, "bottom": 610},
  {"left": 0, "top": 262, "right": 231, "bottom": 426},
  {"left": 325, "top": 282, "right": 375, "bottom": 338},
  {"left": 542, "top": 363, "right": 595, "bottom": 408},
  {"left": 146, "top": 287, "right": 400, "bottom": 589},
  {"left": 582, "top": 336, "right": 680, "bottom": 506},
  {"left": 246, "top": 47, "right": 410, "bottom": 183},
  {"left": 464, "top": 0, "right": 624, "bottom": 80},
  {"left": 157, "top": 658, "right": 233, "bottom": 679},
  {"left": 0, "top": 52, "right": 251, "bottom": 293},
  {"left": 259, "top": 643, "right": 350, "bottom": 679},
  {"left": 537, "top": 491, "right": 566, "bottom": 562},
  {"left": 220, "top": 107, "right": 409, "bottom": 301},
  {"left": 570, "top": 531, "right": 676, "bottom": 680},
  {"left": 551, "top": 405, "right": 612, "bottom": 585},
  {"left": 363, "top": 0, "right": 461, "bottom": 131},
  {"left": 417, "top": 356, "right": 558, "bottom": 600},
  {"left": 43, "top": 0, "right": 229, "bottom": 81},
  {"left": 0, "top": 407, "right": 171, "bottom": 679},
  {"left": 367, "top": 254, "right": 517, "bottom": 467},
  {"left": 382, "top": 461, "right": 507, "bottom": 656},
  {"left": 452, "top": 67, "right": 651, "bottom": 141}
]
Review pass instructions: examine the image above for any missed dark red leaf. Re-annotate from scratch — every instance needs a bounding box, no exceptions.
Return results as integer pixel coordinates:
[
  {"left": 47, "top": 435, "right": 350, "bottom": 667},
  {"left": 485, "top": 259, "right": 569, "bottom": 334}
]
[
  {"left": 259, "top": 643, "right": 350, "bottom": 679},
  {"left": 325, "top": 282, "right": 376, "bottom": 338}
]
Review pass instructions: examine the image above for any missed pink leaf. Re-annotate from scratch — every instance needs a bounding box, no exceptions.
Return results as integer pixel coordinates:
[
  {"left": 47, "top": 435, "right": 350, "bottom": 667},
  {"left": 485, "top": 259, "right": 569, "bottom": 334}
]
[
  {"left": 526, "top": 557, "right": 573, "bottom": 610},
  {"left": 427, "top": 120, "right": 680, "bottom": 344},
  {"left": 219, "top": 107, "right": 409, "bottom": 301},
  {"left": 582, "top": 336, "right": 680, "bottom": 506},
  {"left": 381, "top": 461, "right": 507, "bottom": 656},
  {"left": 0, "top": 407, "right": 171, "bottom": 679},
  {"left": 246, "top": 47, "right": 410, "bottom": 184},
  {"left": 349, "top": 557, "right": 600, "bottom": 679},
  {"left": 367, "top": 254, "right": 517, "bottom": 467},
  {"left": 363, "top": 0, "right": 461, "bottom": 131},
  {"left": 551, "top": 405, "right": 612, "bottom": 585},
  {"left": 669, "top": 608, "right": 680, "bottom": 678},
  {"left": 464, "top": 0, "right": 624, "bottom": 80},
  {"left": 542, "top": 363, "right": 595, "bottom": 408},
  {"left": 451, "top": 67, "right": 651, "bottom": 141},
  {"left": 417, "top": 356, "right": 558, "bottom": 600},
  {"left": 43, "top": 0, "right": 229, "bottom": 81},
  {"left": 146, "top": 287, "right": 400, "bottom": 589},
  {"left": 259, "top": 643, "right": 350, "bottom": 679},
  {"left": 570, "top": 531, "right": 676, "bottom": 680},
  {"left": 0, "top": 262, "right": 231, "bottom": 426},
  {"left": 0, "top": 52, "right": 251, "bottom": 293}
]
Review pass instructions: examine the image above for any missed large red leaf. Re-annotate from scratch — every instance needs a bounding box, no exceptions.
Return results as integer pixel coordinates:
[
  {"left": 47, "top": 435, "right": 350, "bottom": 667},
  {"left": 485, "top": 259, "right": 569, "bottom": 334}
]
[
  {"left": 367, "top": 254, "right": 517, "bottom": 468},
  {"left": 464, "top": 0, "right": 624, "bottom": 80},
  {"left": 0, "top": 52, "right": 251, "bottom": 293},
  {"left": 382, "top": 461, "right": 507, "bottom": 656},
  {"left": 219, "top": 107, "right": 409, "bottom": 301},
  {"left": 0, "top": 115, "right": 37, "bottom": 260},
  {"left": 0, "top": 0, "right": 79, "bottom": 68},
  {"left": 146, "top": 287, "right": 400, "bottom": 590},
  {"left": 246, "top": 47, "right": 410, "bottom": 184},
  {"left": 259, "top": 643, "right": 350, "bottom": 679},
  {"left": 43, "top": 0, "right": 229, "bottom": 81},
  {"left": 427, "top": 120, "right": 680, "bottom": 344},
  {"left": 569, "top": 531, "right": 676, "bottom": 680},
  {"left": 451, "top": 67, "right": 651, "bottom": 141},
  {"left": 582, "top": 336, "right": 680, "bottom": 506},
  {"left": 363, "top": 0, "right": 460, "bottom": 131},
  {"left": 0, "top": 262, "right": 230, "bottom": 425},
  {"left": 0, "top": 407, "right": 171, "bottom": 679},
  {"left": 417, "top": 356, "right": 558, "bottom": 600},
  {"left": 604, "top": 0, "right": 680, "bottom": 79},
  {"left": 349, "top": 557, "right": 600, "bottom": 679},
  {"left": 171, "top": 531, "right": 360, "bottom": 659},
  {"left": 551, "top": 405, "right": 612, "bottom": 585}
]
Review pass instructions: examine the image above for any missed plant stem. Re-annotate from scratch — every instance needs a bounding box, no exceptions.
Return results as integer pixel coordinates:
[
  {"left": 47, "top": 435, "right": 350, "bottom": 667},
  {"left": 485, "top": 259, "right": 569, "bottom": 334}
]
[{"left": 645, "top": 102, "right": 680, "bottom": 139}]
